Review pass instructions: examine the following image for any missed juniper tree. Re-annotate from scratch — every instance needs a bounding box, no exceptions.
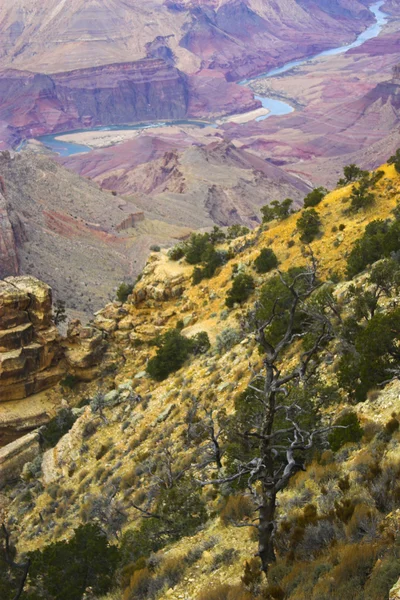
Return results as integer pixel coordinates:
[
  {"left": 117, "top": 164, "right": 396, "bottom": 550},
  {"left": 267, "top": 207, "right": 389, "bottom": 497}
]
[{"left": 197, "top": 258, "right": 342, "bottom": 574}]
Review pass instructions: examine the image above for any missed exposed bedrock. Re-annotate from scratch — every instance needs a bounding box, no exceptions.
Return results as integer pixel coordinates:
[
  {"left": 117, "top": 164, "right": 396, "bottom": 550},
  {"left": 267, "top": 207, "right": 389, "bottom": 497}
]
[{"left": 0, "top": 276, "right": 107, "bottom": 443}]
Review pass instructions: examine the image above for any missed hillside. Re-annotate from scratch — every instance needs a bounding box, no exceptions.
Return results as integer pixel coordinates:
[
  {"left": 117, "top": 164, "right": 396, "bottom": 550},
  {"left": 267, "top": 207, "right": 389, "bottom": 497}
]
[{"left": 1, "top": 158, "right": 400, "bottom": 599}]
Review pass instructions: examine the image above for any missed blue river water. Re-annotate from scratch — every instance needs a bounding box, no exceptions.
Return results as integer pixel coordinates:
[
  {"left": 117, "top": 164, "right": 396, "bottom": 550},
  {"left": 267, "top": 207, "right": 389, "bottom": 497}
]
[{"left": 36, "top": 0, "right": 388, "bottom": 155}]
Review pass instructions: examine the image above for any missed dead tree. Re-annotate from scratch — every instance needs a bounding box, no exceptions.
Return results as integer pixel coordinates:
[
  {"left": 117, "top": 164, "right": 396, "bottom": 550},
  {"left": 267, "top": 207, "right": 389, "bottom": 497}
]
[
  {"left": 197, "top": 260, "right": 342, "bottom": 574},
  {"left": 1, "top": 524, "right": 30, "bottom": 600}
]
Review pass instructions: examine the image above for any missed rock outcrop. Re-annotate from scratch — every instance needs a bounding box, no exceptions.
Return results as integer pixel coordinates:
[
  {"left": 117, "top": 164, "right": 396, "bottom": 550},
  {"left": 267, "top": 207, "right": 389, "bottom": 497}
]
[
  {"left": 0, "top": 276, "right": 62, "bottom": 403},
  {"left": 63, "top": 320, "right": 107, "bottom": 382},
  {"left": 0, "top": 275, "right": 108, "bottom": 443},
  {"left": 0, "top": 431, "right": 40, "bottom": 488}
]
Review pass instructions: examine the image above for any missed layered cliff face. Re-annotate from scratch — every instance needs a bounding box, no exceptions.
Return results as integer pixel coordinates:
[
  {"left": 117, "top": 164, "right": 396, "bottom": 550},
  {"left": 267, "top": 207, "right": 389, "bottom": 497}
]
[
  {"left": 0, "top": 276, "right": 62, "bottom": 404},
  {"left": 0, "top": 275, "right": 108, "bottom": 444},
  {"left": 0, "top": 60, "right": 188, "bottom": 141}
]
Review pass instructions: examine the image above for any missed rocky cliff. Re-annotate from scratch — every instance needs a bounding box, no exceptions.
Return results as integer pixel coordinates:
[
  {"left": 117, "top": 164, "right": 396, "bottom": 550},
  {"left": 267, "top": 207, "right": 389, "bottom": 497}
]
[
  {"left": 0, "top": 60, "right": 188, "bottom": 142},
  {"left": 0, "top": 275, "right": 108, "bottom": 444},
  {"left": 0, "top": 276, "right": 62, "bottom": 404}
]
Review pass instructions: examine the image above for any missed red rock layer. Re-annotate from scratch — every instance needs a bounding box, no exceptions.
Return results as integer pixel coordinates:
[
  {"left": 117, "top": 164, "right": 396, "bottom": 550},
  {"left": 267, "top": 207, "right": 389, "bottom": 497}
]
[{"left": 0, "top": 59, "right": 188, "bottom": 141}]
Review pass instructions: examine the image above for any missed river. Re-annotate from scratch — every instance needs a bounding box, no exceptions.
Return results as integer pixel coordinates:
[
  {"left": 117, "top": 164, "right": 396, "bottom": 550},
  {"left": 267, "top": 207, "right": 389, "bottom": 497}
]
[{"left": 36, "top": 0, "right": 389, "bottom": 155}]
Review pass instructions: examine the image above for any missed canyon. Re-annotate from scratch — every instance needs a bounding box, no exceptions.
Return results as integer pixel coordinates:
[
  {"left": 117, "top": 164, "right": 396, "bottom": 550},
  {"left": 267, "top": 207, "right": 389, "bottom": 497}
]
[{"left": 0, "top": 0, "right": 379, "bottom": 149}]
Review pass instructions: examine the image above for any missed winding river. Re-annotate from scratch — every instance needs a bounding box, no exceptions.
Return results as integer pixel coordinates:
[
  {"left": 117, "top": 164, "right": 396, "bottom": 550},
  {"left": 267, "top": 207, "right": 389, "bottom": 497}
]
[{"left": 37, "top": 0, "right": 389, "bottom": 156}]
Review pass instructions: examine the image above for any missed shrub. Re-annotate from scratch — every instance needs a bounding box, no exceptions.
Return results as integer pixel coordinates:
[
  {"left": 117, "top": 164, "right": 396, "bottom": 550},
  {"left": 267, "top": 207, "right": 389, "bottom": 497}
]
[
  {"left": 348, "top": 176, "right": 375, "bottom": 212},
  {"left": 261, "top": 198, "right": 293, "bottom": 223},
  {"left": 215, "top": 328, "right": 242, "bottom": 354},
  {"left": 117, "top": 282, "right": 134, "bottom": 303},
  {"left": 192, "top": 247, "right": 228, "bottom": 284},
  {"left": 256, "top": 267, "right": 311, "bottom": 346},
  {"left": 345, "top": 218, "right": 400, "bottom": 279},
  {"left": 225, "top": 273, "right": 255, "bottom": 308},
  {"left": 338, "top": 308, "right": 400, "bottom": 401},
  {"left": 39, "top": 408, "right": 76, "bottom": 449},
  {"left": 120, "top": 480, "right": 207, "bottom": 565},
  {"left": 337, "top": 164, "right": 368, "bottom": 186},
  {"left": 388, "top": 148, "right": 400, "bottom": 172},
  {"left": 328, "top": 412, "right": 363, "bottom": 452},
  {"left": 364, "top": 552, "right": 400, "bottom": 599},
  {"left": 211, "top": 548, "right": 239, "bottom": 570},
  {"left": 297, "top": 208, "right": 322, "bottom": 243},
  {"left": 146, "top": 329, "right": 192, "bottom": 381},
  {"left": 184, "top": 233, "right": 211, "bottom": 265},
  {"left": 168, "top": 244, "right": 185, "bottom": 261},
  {"left": 227, "top": 225, "right": 250, "bottom": 239},
  {"left": 27, "top": 524, "right": 119, "bottom": 600},
  {"left": 303, "top": 187, "right": 327, "bottom": 208},
  {"left": 150, "top": 245, "right": 161, "bottom": 252},
  {"left": 220, "top": 495, "right": 255, "bottom": 525},
  {"left": 60, "top": 374, "right": 79, "bottom": 390},
  {"left": 254, "top": 248, "right": 278, "bottom": 274},
  {"left": 385, "top": 416, "right": 399, "bottom": 436},
  {"left": 189, "top": 331, "right": 211, "bottom": 355}
]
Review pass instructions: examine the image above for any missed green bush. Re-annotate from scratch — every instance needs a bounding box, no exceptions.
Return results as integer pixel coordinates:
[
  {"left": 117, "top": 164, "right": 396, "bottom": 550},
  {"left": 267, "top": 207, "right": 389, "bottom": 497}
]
[
  {"left": 120, "top": 480, "right": 207, "bottom": 564},
  {"left": 338, "top": 308, "right": 400, "bottom": 401},
  {"left": 388, "top": 148, "right": 400, "bottom": 172},
  {"left": 27, "top": 524, "right": 119, "bottom": 600},
  {"left": 116, "top": 282, "right": 134, "bottom": 303},
  {"left": 60, "top": 373, "right": 79, "bottom": 390},
  {"left": 39, "top": 408, "right": 77, "bottom": 450},
  {"left": 261, "top": 198, "right": 293, "bottom": 223},
  {"left": 328, "top": 412, "right": 363, "bottom": 452},
  {"left": 256, "top": 267, "right": 311, "bottom": 346},
  {"left": 254, "top": 248, "right": 278, "bottom": 274},
  {"left": 303, "top": 187, "right": 327, "bottom": 208},
  {"left": 297, "top": 208, "right": 322, "bottom": 243},
  {"left": 345, "top": 217, "right": 400, "bottom": 279},
  {"left": 225, "top": 273, "right": 255, "bottom": 308},
  {"left": 146, "top": 329, "right": 192, "bottom": 381},
  {"left": 189, "top": 331, "right": 211, "bottom": 355},
  {"left": 227, "top": 224, "right": 250, "bottom": 239},
  {"left": 337, "top": 164, "right": 368, "bottom": 187},
  {"left": 348, "top": 176, "right": 375, "bottom": 212},
  {"left": 168, "top": 244, "right": 185, "bottom": 261}
]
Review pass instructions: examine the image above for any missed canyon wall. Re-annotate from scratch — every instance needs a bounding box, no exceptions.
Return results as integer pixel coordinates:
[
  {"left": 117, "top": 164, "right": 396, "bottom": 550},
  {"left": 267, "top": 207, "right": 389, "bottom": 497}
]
[{"left": 0, "top": 59, "right": 189, "bottom": 141}]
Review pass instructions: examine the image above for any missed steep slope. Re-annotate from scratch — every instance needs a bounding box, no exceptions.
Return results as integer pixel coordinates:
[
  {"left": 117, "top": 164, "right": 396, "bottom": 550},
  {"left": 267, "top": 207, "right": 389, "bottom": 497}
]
[{"left": 2, "top": 162, "right": 400, "bottom": 600}]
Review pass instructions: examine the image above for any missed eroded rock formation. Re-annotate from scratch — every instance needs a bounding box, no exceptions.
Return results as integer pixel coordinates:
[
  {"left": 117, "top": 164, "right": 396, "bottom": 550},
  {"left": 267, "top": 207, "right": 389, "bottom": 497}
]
[
  {"left": 0, "top": 276, "right": 62, "bottom": 403},
  {"left": 0, "top": 275, "right": 108, "bottom": 443}
]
